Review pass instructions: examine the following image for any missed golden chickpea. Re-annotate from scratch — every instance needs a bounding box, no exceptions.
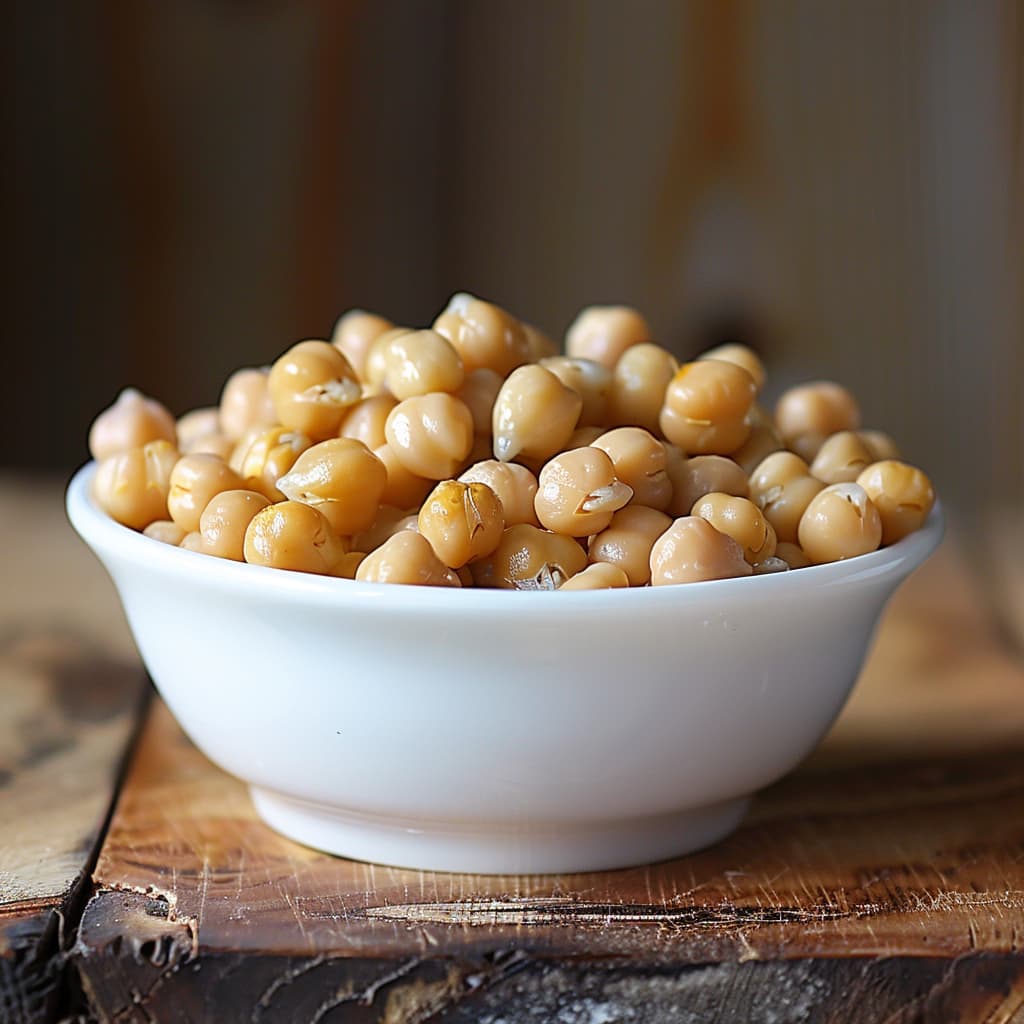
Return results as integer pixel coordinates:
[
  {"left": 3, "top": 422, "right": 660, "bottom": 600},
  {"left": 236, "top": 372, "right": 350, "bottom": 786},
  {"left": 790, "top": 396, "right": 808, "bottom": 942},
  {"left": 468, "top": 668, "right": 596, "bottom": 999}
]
[
  {"left": 752, "top": 556, "right": 790, "bottom": 575},
  {"left": 558, "top": 562, "right": 630, "bottom": 591},
  {"left": 539, "top": 356, "right": 613, "bottom": 428},
  {"left": 362, "top": 327, "right": 414, "bottom": 392},
  {"left": 276, "top": 438, "right": 387, "bottom": 536},
  {"left": 89, "top": 388, "right": 177, "bottom": 460},
  {"left": 338, "top": 394, "right": 398, "bottom": 451},
  {"left": 219, "top": 367, "right": 278, "bottom": 442},
  {"left": 787, "top": 432, "right": 828, "bottom": 463},
  {"left": 143, "top": 520, "right": 187, "bottom": 546},
  {"left": 175, "top": 408, "right": 221, "bottom": 452},
  {"left": 858, "top": 429, "right": 901, "bottom": 462},
  {"left": 855, "top": 460, "right": 935, "bottom": 545},
  {"left": 535, "top": 447, "right": 633, "bottom": 537},
  {"left": 588, "top": 505, "right": 672, "bottom": 586},
  {"left": 757, "top": 474, "right": 825, "bottom": 545},
  {"left": 330, "top": 309, "right": 393, "bottom": 381},
  {"left": 373, "top": 443, "right": 435, "bottom": 508},
  {"left": 179, "top": 532, "right": 204, "bottom": 552},
  {"left": 454, "top": 368, "right": 504, "bottom": 437},
  {"left": 691, "top": 492, "right": 777, "bottom": 563},
  {"left": 418, "top": 480, "right": 504, "bottom": 568},
  {"left": 523, "top": 322, "right": 559, "bottom": 361},
  {"left": 697, "top": 343, "right": 766, "bottom": 391},
  {"left": 459, "top": 460, "right": 539, "bottom": 527},
  {"left": 606, "top": 343, "right": 679, "bottom": 432},
  {"left": 809, "top": 430, "right": 874, "bottom": 485},
  {"left": 775, "top": 541, "right": 811, "bottom": 569},
  {"left": 564, "top": 305, "right": 650, "bottom": 368},
  {"left": 380, "top": 329, "right": 465, "bottom": 400},
  {"left": 235, "top": 426, "right": 313, "bottom": 502},
  {"left": 92, "top": 440, "right": 180, "bottom": 531},
  {"left": 268, "top": 340, "right": 361, "bottom": 440},
  {"left": 491, "top": 365, "right": 582, "bottom": 463},
  {"left": 775, "top": 381, "right": 861, "bottom": 448},
  {"left": 167, "top": 453, "right": 245, "bottom": 533},
  {"left": 748, "top": 451, "right": 810, "bottom": 504},
  {"left": 198, "top": 489, "right": 271, "bottom": 561},
  {"left": 335, "top": 551, "right": 367, "bottom": 580},
  {"left": 798, "top": 483, "right": 882, "bottom": 564},
  {"left": 564, "top": 425, "right": 606, "bottom": 449},
  {"left": 352, "top": 505, "right": 419, "bottom": 554},
  {"left": 649, "top": 516, "right": 753, "bottom": 586},
  {"left": 355, "top": 530, "right": 461, "bottom": 587},
  {"left": 591, "top": 428, "right": 671, "bottom": 511},
  {"left": 384, "top": 393, "right": 475, "bottom": 480},
  {"left": 184, "top": 432, "right": 235, "bottom": 461},
  {"left": 243, "top": 500, "right": 349, "bottom": 575},
  {"left": 731, "top": 420, "right": 784, "bottom": 475},
  {"left": 471, "top": 524, "right": 587, "bottom": 590},
  {"left": 432, "top": 292, "right": 529, "bottom": 376},
  {"left": 666, "top": 453, "right": 748, "bottom": 518},
  {"left": 659, "top": 360, "right": 756, "bottom": 455}
]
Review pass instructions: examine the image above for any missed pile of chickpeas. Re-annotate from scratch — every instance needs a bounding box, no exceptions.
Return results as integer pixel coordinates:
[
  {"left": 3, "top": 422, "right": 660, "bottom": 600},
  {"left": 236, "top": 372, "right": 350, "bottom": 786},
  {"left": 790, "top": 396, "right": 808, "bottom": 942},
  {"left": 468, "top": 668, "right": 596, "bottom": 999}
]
[{"left": 87, "top": 294, "right": 935, "bottom": 590}]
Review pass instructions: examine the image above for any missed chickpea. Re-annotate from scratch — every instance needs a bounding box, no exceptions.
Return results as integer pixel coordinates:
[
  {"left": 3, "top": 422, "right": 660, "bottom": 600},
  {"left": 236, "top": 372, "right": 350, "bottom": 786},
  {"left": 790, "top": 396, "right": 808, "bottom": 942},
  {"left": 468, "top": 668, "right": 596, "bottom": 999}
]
[
  {"left": 691, "top": 492, "right": 777, "bottom": 563},
  {"left": 352, "top": 505, "right": 420, "bottom": 554},
  {"left": 523, "top": 322, "right": 559, "bottom": 362},
  {"left": 339, "top": 394, "right": 398, "bottom": 451},
  {"left": 219, "top": 367, "right": 277, "bottom": 442},
  {"left": 179, "top": 532, "right": 204, "bottom": 552},
  {"left": 539, "top": 356, "right": 613, "bottom": 428},
  {"left": 809, "top": 430, "right": 874, "bottom": 485},
  {"left": 460, "top": 433, "right": 494, "bottom": 473},
  {"left": 856, "top": 460, "right": 935, "bottom": 545},
  {"left": 335, "top": 551, "right": 367, "bottom": 580},
  {"left": 432, "top": 292, "right": 529, "bottom": 377},
  {"left": 175, "top": 407, "right": 221, "bottom": 452},
  {"left": 184, "top": 432, "right": 235, "bottom": 461},
  {"left": 355, "top": 531, "right": 461, "bottom": 587},
  {"left": 384, "top": 393, "right": 475, "bottom": 480},
  {"left": 731, "top": 421, "right": 784, "bottom": 475},
  {"left": 798, "top": 483, "right": 882, "bottom": 564},
  {"left": 659, "top": 360, "right": 756, "bottom": 455},
  {"left": 459, "top": 460, "right": 539, "bottom": 527},
  {"left": 748, "top": 451, "right": 810, "bottom": 504},
  {"left": 418, "top": 480, "right": 504, "bottom": 567},
  {"left": 373, "top": 443, "right": 435, "bottom": 508},
  {"left": 666, "top": 453, "right": 748, "bottom": 518},
  {"left": 276, "top": 438, "right": 387, "bottom": 535},
  {"left": 752, "top": 556, "right": 789, "bottom": 575},
  {"left": 454, "top": 368, "right": 504, "bottom": 437},
  {"left": 558, "top": 562, "right": 630, "bottom": 591},
  {"left": 755, "top": 472, "right": 825, "bottom": 545},
  {"left": 330, "top": 309, "right": 393, "bottom": 380},
  {"left": 858, "top": 429, "right": 901, "bottom": 462},
  {"left": 649, "top": 516, "right": 753, "bottom": 586},
  {"left": 167, "top": 453, "right": 245, "bottom": 533},
  {"left": 243, "top": 500, "right": 349, "bottom": 575},
  {"left": 588, "top": 505, "right": 672, "bottom": 586},
  {"left": 606, "top": 343, "right": 678, "bottom": 432},
  {"left": 491, "top": 365, "right": 582, "bottom": 463},
  {"left": 198, "top": 489, "right": 271, "bottom": 561},
  {"left": 697, "top": 343, "right": 766, "bottom": 391},
  {"left": 363, "top": 327, "right": 414, "bottom": 392},
  {"left": 775, "top": 381, "right": 861, "bottom": 449},
  {"left": 92, "top": 440, "right": 179, "bottom": 531},
  {"left": 235, "top": 426, "right": 313, "bottom": 502},
  {"left": 380, "top": 329, "right": 465, "bottom": 400},
  {"left": 89, "top": 388, "right": 177, "bottom": 460},
  {"left": 535, "top": 447, "right": 633, "bottom": 537},
  {"left": 775, "top": 541, "right": 811, "bottom": 569},
  {"left": 143, "top": 520, "right": 187, "bottom": 546},
  {"left": 591, "top": 428, "right": 671, "bottom": 511},
  {"left": 268, "top": 340, "right": 361, "bottom": 440},
  {"left": 471, "top": 524, "right": 587, "bottom": 590},
  {"left": 564, "top": 305, "right": 650, "bottom": 368},
  {"left": 564, "top": 425, "right": 606, "bottom": 449}
]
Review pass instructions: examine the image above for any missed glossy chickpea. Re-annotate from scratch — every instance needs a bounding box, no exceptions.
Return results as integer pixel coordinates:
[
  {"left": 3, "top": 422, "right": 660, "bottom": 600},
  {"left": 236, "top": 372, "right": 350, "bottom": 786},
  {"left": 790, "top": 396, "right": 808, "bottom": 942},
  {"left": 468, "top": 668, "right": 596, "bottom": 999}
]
[
  {"left": 856, "top": 460, "right": 935, "bottom": 544},
  {"left": 564, "top": 305, "right": 650, "bottom": 368},
  {"left": 418, "top": 480, "right": 504, "bottom": 568},
  {"left": 798, "top": 483, "right": 882, "bottom": 564},
  {"left": 810, "top": 430, "right": 875, "bottom": 485},
  {"left": 355, "top": 531, "right": 461, "bottom": 587},
  {"left": 373, "top": 443, "right": 435, "bottom": 508},
  {"left": 564, "top": 425, "right": 606, "bottom": 449},
  {"left": 455, "top": 368, "right": 503, "bottom": 437},
  {"left": 276, "top": 438, "right": 387, "bottom": 535},
  {"left": 731, "top": 419, "right": 784, "bottom": 475},
  {"left": 523, "top": 323, "right": 559, "bottom": 362},
  {"left": 175, "top": 408, "right": 221, "bottom": 452},
  {"left": 335, "top": 551, "right": 367, "bottom": 580},
  {"left": 588, "top": 505, "right": 672, "bottom": 586},
  {"left": 352, "top": 505, "right": 420, "bottom": 554},
  {"left": 558, "top": 562, "right": 630, "bottom": 591},
  {"left": 92, "top": 440, "right": 180, "bottom": 531},
  {"left": 591, "top": 428, "right": 671, "bottom": 511},
  {"left": 339, "top": 394, "right": 398, "bottom": 451},
  {"left": 167, "top": 453, "right": 245, "bottom": 532},
  {"left": 143, "top": 520, "right": 187, "bottom": 546},
  {"left": 218, "top": 367, "right": 277, "bottom": 442},
  {"left": 380, "top": 329, "right": 465, "bottom": 400},
  {"left": 268, "top": 340, "right": 361, "bottom": 440},
  {"left": 775, "top": 541, "right": 811, "bottom": 569},
  {"left": 362, "top": 327, "right": 414, "bottom": 393},
  {"left": 243, "top": 501, "right": 349, "bottom": 575},
  {"left": 491, "top": 365, "right": 582, "bottom": 463},
  {"left": 697, "top": 343, "right": 766, "bottom": 391},
  {"left": 659, "top": 360, "right": 756, "bottom": 455},
  {"left": 858, "top": 429, "right": 901, "bottom": 462},
  {"left": 459, "top": 460, "right": 539, "bottom": 527},
  {"left": 432, "top": 292, "right": 529, "bottom": 377},
  {"left": 666, "top": 453, "right": 748, "bottom": 518},
  {"left": 535, "top": 447, "right": 633, "bottom": 537},
  {"left": 649, "top": 517, "right": 753, "bottom": 586},
  {"left": 749, "top": 450, "right": 825, "bottom": 545},
  {"left": 539, "top": 356, "right": 613, "bottom": 428},
  {"left": 89, "top": 388, "right": 177, "bottom": 460},
  {"left": 752, "top": 556, "right": 789, "bottom": 575},
  {"left": 235, "top": 426, "right": 313, "bottom": 502},
  {"left": 179, "top": 532, "right": 204, "bottom": 552},
  {"left": 330, "top": 309, "right": 393, "bottom": 380},
  {"left": 691, "top": 492, "right": 777, "bottom": 563},
  {"left": 184, "top": 432, "right": 234, "bottom": 461},
  {"left": 384, "top": 393, "right": 474, "bottom": 480},
  {"left": 471, "top": 524, "right": 587, "bottom": 590},
  {"left": 606, "top": 343, "right": 678, "bottom": 432},
  {"left": 775, "top": 381, "right": 861, "bottom": 452},
  {"left": 198, "top": 489, "right": 271, "bottom": 561}
]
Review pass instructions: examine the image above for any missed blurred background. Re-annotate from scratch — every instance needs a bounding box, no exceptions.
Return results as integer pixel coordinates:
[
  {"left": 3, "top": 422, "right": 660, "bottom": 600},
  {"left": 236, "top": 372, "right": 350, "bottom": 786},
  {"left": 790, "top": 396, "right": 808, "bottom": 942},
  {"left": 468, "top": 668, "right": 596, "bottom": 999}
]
[{"left": 9, "top": 3, "right": 1022, "bottom": 540}]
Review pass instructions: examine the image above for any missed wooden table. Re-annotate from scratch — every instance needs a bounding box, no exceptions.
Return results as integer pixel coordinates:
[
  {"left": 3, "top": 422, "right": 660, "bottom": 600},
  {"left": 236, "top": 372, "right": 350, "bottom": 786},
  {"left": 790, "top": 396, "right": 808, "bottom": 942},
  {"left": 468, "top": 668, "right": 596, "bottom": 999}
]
[{"left": 2, "top": 478, "right": 1023, "bottom": 1023}]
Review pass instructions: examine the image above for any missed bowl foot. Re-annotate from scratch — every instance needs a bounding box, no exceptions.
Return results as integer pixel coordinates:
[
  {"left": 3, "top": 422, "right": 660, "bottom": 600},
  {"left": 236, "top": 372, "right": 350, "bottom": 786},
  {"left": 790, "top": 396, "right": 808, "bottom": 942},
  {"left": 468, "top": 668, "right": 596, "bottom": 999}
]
[{"left": 249, "top": 788, "right": 750, "bottom": 874}]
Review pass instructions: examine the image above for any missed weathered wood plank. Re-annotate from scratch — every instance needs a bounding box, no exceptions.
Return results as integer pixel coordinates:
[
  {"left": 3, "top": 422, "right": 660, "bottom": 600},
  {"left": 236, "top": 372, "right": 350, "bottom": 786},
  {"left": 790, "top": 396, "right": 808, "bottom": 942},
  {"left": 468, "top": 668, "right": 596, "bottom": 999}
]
[{"left": 73, "top": 540, "right": 1024, "bottom": 1021}]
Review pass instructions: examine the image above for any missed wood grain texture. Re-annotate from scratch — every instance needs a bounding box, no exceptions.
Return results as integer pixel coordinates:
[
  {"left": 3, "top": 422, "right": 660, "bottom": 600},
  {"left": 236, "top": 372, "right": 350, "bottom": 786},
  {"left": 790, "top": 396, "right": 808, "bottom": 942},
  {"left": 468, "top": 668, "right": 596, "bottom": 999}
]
[
  {"left": 73, "top": 540, "right": 1024, "bottom": 1022},
  {"left": 0, "top": 479, "right": 148, "bottom": 1023}
]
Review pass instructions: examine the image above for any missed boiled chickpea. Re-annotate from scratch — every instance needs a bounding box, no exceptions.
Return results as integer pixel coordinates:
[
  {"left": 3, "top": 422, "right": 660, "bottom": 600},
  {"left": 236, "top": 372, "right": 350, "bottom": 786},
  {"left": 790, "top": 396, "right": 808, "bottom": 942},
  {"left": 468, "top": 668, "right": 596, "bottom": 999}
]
[
  {"left": 539, "top": 356, "right": 613, "bottom": 428},
  {"left": 564, "top": 425, "right": 606, "bottom": 449},
  {"left": 606, "top": 343, "right": 678, "bottom": 433},
  {"left": 492, "top": 365, "right": 582, "bottom": 462},
  {"left": 471, "top": 524, "right": 587, "bottom": 590},
  {"left": 535, "top": 447, "right": 633, "bottom": 537},
  {"left": 143, "top": 520, "right": 187, "bottom": 546},
  {"left": 691, "top": 492, "right": 776, "bottom": 563},
  {"left": 666, "top": 453, "right": 748, "bottom": 518},
  {"left": 798, "top": 483, "right": 882, "bottom": 563},
  {"left": 418, "top": 480, "right": 504, "bottom": 567},
  {"left": 184, "top": 432, "right": 234, "bottom": 461},
  {"left": 858, "top": 429, "right": 901, "bottom": 462},
  {"left": 355, "top": 531, "right": 461, "bottom": 587},
  {"left": 659, "top": 360, "right": 756, "bottom": 455},
  {"left": 330, "top": 309, "right": 393, "bottom": 380},
  {"left": 89, "top": 388, "right": 177, "bottom": 460},
  {"left": 219, "top": 367, "right": 277, "bottom": 441},
  {"left": 179, "top": 532, "right": 204, "bottom": 552},
  {"left": 352, "top": 505, "right": 420, "bottom": 554},
  {"left": 748, "top": 451, "right": 810, "bottom": 504},
  {"left": 268, "top": 340, "right": 361, "bottom": 440},
  {"left": 459, "top": 460, "right": 539, "bottom": 527},
  {"left": 588, "top": 505, "right": 672, "bottom": 586},
  {"left": 697, "top": 343, "right": 766, "bottom": 392},
  {"left": 92, "top": 440, "right": 180, "bottom": 531},
  {"left": 167, "top": 453, "right": 245, "bottom": 533},
  {"left": 591, "top": 428, "right": 671, "bottom": 511},
  {"left": 564, "top": 305, "right": 650, "bottom": 368},
  {"left": 432, "top": 292, "right": 529, "bottom": 376},
  {"left": 558, "top": 562, "right": 630, "bottom": 590},
  {"left": 523, "top": 322, "right": 559, "bottom": 361},
  {"left": 373, "top": 443, "right": 435, "bottom": 508},
  {"left": 757, "top": 474, "right": 824, "bottom": 545},
  {"left": 235, "top": 426, "right": 313, "bottom": 502},
  {"left": 855, "top": 460, "right": 935, "bottom": 544},
  {"left": 198, "top": 489, "right": 271, "bottom": 561},
  {"left": 810, "top": 430, "right": 875, "bottom": 485},
  {"left": 362, "top": 327, "right": 414, "bottom": 392},
  {"left": 243, "top": 500, "right": 349, "bottom": 575},
  {"left": 175, "top": 408, "right": 221, "bottom": 452},
  {"left": 775, "top": 541, "right": 811, "bottom": 569},
  {"left": 731, "top": 420, "right": 784, "bottom": 475},
  {"left": 455, "top": 368, "right": 504, "bottom": 436},
  {"left": 752, "top": 556, "right": 789, "bottom": 575},
  {"left": 380, "top": 329, "right": 465, "bottom": 400},
  {"left": 338, "top": 394, "right": 398, "bottom": 451},
  {"left": 384, "top": 393, "right": 474, "bottom": 480},
  {"left": 649, "top": 517, "right": 753, "bottom": 586},
  {"left": 775, "top": 381, "right": 861, "bottom": 449}
]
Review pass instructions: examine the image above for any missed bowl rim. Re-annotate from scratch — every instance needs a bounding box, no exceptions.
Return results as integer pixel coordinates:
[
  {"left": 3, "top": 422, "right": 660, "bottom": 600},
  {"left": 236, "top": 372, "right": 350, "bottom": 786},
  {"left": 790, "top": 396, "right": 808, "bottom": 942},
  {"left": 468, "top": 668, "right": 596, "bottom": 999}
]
[{"left": 66, "top": 461, "right": 945, "bottom": 611}]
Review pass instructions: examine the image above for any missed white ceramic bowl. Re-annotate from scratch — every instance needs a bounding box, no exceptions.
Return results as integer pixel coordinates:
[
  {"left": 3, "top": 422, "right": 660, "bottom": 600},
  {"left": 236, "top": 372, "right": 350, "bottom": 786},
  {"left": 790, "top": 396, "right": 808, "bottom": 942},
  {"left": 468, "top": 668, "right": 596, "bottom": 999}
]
[{"left": 67, "top": 464, "right": 942, "bottom": 874}]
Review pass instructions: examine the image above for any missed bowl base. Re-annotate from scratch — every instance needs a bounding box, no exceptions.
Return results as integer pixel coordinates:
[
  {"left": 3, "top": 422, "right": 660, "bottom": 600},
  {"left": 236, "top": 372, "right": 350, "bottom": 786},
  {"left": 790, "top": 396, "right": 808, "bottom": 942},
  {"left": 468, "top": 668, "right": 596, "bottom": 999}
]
[{"left": 249, "top": 788, "right": 750, "bottom": 875}]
